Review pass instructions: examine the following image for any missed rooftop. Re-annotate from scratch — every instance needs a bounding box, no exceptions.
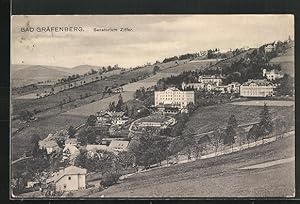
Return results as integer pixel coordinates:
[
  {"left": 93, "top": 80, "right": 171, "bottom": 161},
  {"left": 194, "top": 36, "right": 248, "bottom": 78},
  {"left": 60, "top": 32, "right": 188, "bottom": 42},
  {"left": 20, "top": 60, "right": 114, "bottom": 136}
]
[
  {"left": 242, "top": 79, "right": 273, "bottom": 86},
  {"left": 46, "top": 166, "right": 87, "bottom": 184}
]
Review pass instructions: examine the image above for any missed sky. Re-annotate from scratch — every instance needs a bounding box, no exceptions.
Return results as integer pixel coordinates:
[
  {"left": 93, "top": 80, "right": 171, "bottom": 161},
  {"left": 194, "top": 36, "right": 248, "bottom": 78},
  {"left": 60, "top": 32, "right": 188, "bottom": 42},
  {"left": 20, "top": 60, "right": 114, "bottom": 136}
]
[{"left": 11, "top": 15, "right": 294, "bottom": 68}]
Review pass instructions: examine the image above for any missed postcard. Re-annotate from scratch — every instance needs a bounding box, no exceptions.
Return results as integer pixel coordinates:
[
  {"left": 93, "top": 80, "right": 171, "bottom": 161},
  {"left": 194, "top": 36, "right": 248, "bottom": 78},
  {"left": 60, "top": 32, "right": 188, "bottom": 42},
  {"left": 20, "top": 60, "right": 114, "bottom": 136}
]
[{"left": 11, "top": 15, "right": 295, "bottom": 198}]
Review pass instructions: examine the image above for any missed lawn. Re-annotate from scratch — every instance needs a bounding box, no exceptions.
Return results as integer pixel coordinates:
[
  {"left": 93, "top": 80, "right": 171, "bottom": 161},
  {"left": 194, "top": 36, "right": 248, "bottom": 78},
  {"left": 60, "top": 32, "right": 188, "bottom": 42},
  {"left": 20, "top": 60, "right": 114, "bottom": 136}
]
[
  {"left": 183, "top": 101, "right": 295, "bottom": 136},
  {"left": 88, "top": 135, "right": 294, "bottom": 197}
]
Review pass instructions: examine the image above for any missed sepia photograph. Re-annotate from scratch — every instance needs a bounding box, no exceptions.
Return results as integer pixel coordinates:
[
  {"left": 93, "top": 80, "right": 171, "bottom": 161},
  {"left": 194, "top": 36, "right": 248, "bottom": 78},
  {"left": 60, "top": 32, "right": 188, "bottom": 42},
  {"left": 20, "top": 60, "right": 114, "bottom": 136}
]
[{"left": 10, "top": 15, "right": 295, "bottom": 198}]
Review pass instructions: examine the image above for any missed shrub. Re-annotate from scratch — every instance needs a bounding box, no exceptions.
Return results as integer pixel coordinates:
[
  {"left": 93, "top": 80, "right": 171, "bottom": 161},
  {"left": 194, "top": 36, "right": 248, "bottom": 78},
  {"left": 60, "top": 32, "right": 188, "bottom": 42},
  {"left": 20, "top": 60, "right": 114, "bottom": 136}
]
[{"left": 100, "top": 172, "right": 121, "bottom": 188}]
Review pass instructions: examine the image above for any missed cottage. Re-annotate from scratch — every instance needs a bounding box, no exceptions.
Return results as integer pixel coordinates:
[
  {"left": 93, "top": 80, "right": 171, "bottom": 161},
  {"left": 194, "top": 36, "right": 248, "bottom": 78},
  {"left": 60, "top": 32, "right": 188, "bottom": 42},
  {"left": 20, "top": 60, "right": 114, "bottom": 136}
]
[
  {"left": 109, "top": 140, "right": 129, "bottom": 152},
  {"left": 240, "top": 79, "right": 274, "bottom": 97},
  {"left": 62, "top": 145, "right": 80, "bottom": 164},
  {"left": 227, "top": 82, "right": 241, "bottom": 93},
  {"left": 198, "top": 75, "right": 223, "bottom": 86},
  {"left": 65, "top": 138, "right": 78, "bottom": 146},
  {"left": 46, "top": 166, "right": 87, "bottom": 192},
  {"left": 264, "top": 44, "right": 274, "bottom": 53},
  {"left": 263, "top": 69, "right": 284, "bottom": 81},
  {"left": 39, "top": 140, "right": 60, "bottom": 154},
  {"left": 96, "top": 111, "right": 128, "bottom": 126}
]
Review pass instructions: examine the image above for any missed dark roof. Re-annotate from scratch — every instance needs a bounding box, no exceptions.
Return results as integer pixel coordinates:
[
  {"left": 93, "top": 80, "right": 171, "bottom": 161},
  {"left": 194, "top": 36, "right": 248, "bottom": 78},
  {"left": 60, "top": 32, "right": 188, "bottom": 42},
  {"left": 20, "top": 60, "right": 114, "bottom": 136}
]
[{"left": 242, "top": 79, "right": 273, "bottom": 86}]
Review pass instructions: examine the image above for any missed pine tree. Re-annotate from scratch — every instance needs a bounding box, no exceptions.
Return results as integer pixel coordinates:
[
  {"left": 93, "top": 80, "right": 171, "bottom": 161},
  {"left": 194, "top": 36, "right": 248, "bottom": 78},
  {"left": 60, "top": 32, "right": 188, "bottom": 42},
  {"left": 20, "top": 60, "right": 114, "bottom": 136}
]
[
  {"left": 228, "top": 115, "right": 238, "bottom": 129},
  {"left": 259, "top": 103, "right": 273, "bottom": 136},
  {"left": 224, "top": 115, "right": 237, "bottom": 146},
  {"left": 116, "top": 94, "right": 123, "bottom": 112}
]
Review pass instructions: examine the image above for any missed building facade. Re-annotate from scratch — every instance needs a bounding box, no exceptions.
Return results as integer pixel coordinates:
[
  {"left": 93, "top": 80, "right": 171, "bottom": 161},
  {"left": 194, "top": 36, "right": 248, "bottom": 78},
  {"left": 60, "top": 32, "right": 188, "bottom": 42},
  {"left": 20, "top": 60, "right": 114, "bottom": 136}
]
[
  {"left": 155, "top": 87, "right": 195, "bottom": 108},
  {"left": 46, "top": 166, "right": 87, "bottom": 192},
  {"left": 264, "top": 44, "right": 274, "bottom": 53},
  {"left": 240, "top": 79, "right": 274, "bottom": 97},
  {"left": 263, "top": 69, "right": 284, "bottom": 81},
  {"left": 198, "top": 75, "right": 223, "bottom": 86}
]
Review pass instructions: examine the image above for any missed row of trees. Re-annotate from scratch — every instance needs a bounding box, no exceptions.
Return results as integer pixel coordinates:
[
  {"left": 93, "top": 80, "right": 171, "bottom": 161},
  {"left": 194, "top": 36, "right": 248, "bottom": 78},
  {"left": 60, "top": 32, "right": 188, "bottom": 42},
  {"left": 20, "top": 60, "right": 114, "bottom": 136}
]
[{"left": 127, "top": 103, "right": 277, "bottom": 169}]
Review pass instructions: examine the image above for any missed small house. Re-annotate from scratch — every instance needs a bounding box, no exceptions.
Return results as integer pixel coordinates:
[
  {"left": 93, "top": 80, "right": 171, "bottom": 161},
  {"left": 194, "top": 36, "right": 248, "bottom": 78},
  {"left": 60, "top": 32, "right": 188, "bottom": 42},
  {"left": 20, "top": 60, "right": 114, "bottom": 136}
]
[{"left": 46, "top": 166, "right": 87, "bottom": 192}]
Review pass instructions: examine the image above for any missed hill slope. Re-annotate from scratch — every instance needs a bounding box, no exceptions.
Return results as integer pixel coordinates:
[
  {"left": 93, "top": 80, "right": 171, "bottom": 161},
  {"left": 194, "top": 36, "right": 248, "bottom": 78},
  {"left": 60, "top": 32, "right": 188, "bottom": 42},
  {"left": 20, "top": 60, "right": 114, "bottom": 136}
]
[
  {"left": 70, "top": 65, "right": 101, "bottom": 75},
  {"left": 270, "top": 46, "right": 294, "bottom": 77},
  {"left": 89, "top": 135, "right": 294, "bottom": 197}
]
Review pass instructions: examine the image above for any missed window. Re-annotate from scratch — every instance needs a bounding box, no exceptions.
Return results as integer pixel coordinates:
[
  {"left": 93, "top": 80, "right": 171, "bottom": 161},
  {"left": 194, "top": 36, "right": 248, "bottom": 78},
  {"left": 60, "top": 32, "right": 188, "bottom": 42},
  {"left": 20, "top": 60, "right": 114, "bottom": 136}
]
[
  {"left": 64, "top": 184, "right": 67, "bottom": 189},
  {"left": 68, "top": 176, "right": 71, "bottom": 180}
]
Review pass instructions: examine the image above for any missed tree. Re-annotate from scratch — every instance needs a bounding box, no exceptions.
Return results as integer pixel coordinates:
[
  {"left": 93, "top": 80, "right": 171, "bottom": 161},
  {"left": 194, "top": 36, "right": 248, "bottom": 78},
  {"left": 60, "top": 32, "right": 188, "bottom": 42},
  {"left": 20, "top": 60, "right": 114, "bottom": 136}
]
[
  {"left": 128, "top": 132, "right": 169, "bottom": 168},
  {"left": 77, "top": 128, "right": 97, "bottom": 145},
  {"left": 259, "top": 103, "right": 273, "bottom": 137},
  {"left": 275, "top": 74, "right": 294, "bottom": 96},
  {"left": 247, "top": 124, "right": 261, "bottom": 143},
  {"left": 116, "top": 94, "right": 124, "bottom": 112},
  {"left": 224, "top": 126, "right": 236, "bottom": 148},
  {"left": 86, "top": 115, "right": 97, "bottom": 127},
  {"left": 19, "top": 110, "right": 34, "bottom": 121},
  {"left": 187, "top": 102, "right": 196, "bottom": 114},
  {"left": 32, "top": 141, "right": 40, "bottom": 158},
  {"left": 68, "top": 126, "right": 77, "bottom": 138},
  {"left": 124, "top": 105, "right": 129, "bottom": 116},
  {"left": 211, "top": 129, "right": 222, "bottom": 153},
  {"left": 109, "top": 101, "right": 116, "bottom": 112},
  {"left": 31, "top": 134, "right": 40, "bottom": 144},
  {"left": 56, "top": 137, "right": 65, "bottom": 148},
  {"left": 153, "top": 65, "right": 160, "bottom": 74},
  {"left": 228, "top": 115, "right": 238, "bottom": 129}
]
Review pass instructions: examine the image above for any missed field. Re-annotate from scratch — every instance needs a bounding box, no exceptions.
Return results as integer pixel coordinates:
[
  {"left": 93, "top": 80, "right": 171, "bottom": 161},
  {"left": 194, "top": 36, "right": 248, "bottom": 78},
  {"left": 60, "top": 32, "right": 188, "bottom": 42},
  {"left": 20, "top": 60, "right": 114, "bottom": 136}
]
[
  {"left": 62, "top": 91, "right": 135, "bottom": 117},
  {"left": 183, "top": 101, "right": 295, "bottom": 135},
  {"left": 270, "top": 46, "right": 294, "bottom": 77},
  {"left": 88, "top": 135, "right": 294, "bottom": 197},
  {"left": 123, "top": 60, "right": 218, "bottom": 92},
  {"left": 231, "top": 100, "right": 294, "bottom": 107},
  {"left": 161, "top": 59, "right": 219, "bottom": 74}
]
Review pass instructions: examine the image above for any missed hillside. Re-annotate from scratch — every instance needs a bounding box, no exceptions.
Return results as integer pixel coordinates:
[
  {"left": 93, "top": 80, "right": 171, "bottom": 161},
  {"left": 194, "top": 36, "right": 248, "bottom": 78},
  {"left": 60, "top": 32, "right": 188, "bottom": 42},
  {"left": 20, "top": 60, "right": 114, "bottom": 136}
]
[
  {"left": 89, "top": 135, "right": 294, "bottom": 197},
  {"left": 270, "top": 46, "right": 294, "bottom": 77},
  {"left": 11, "top": 64, "right": 103, "bottom": 87},
  {"left": 11, "top": 65, "right": 72, "bottom": 87},
  {"left": 70, "top": 65, "right": 102, "bottom": 75}
]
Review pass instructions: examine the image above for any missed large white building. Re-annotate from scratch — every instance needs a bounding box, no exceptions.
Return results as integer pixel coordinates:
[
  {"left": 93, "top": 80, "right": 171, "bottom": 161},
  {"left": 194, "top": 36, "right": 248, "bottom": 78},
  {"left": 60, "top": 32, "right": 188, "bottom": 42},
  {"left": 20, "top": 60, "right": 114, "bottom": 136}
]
[
  {"left": 155, "top": 87, "right": 194, "bottom": 108},
  {"left": 46, "top": 166, "right": 87, "bottom": 192},
  {"left": 240, "top": 79, "right": 274, "bottom": 97},
  {"left": 198, "top": 75, "right": 223, "bottom": 86}
]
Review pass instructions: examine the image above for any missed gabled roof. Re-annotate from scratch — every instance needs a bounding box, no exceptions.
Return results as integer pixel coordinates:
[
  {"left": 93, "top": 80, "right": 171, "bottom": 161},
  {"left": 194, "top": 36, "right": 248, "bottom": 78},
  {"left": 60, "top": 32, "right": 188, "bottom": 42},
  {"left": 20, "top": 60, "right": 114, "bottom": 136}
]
[
  {"left": 86, "top": 144, "right": 108, "bottom": 152},
  {"left": 46, "top": 166, "right": 87, "bottom": 184},
  {"left": 109, "top": 140, "right": 129, "bottom": 150},
  {"left": 266, "top": 69, "right": 282, "bottom": 75},
  {"left": 227, "top": 82, "right": 241, "bottom": 86},
  {"left": 39, "top": 140, "right": 58, "bottom": 148},
  {"left": 265, "top": 44, "right": 274, "bottom": 49},
  {"left": 63, "top": 145, "right": 80, "bottom": 155},
  {"left": 199, "top": 75, "right": 223, "bottom": 79},
  {"left": 65, "top": 138, "right": 77, "bottom": 144},
  {"left": 242, "top": 79, "right": 273, "bottom": 86},
  {"left": 165, "top": 87, "right": 180, "bottom": 92},
  {"left": 99, "top": 111, "right": 125, "bottom": 118}
]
